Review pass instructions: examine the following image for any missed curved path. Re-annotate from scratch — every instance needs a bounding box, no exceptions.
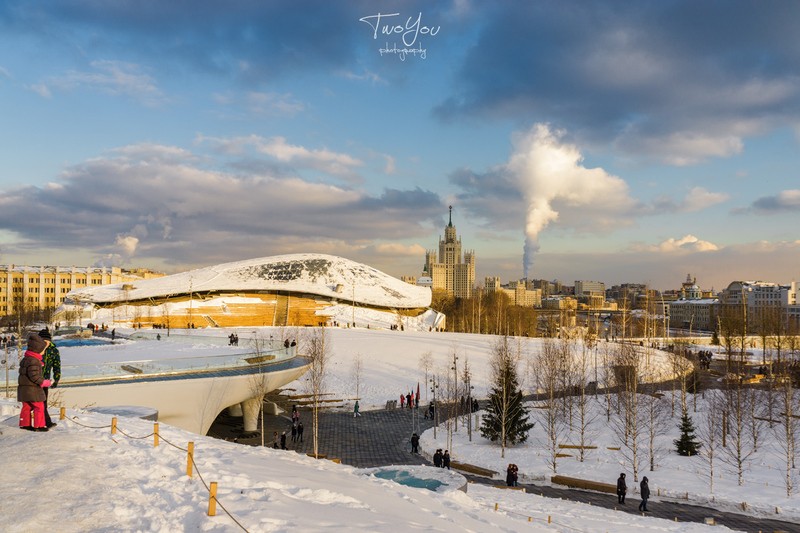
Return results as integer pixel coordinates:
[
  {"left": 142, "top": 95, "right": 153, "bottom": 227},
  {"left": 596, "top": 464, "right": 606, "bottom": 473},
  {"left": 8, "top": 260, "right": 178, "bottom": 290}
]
[{"left": 209, "top": 406, "right": 799, "bottom": 533}]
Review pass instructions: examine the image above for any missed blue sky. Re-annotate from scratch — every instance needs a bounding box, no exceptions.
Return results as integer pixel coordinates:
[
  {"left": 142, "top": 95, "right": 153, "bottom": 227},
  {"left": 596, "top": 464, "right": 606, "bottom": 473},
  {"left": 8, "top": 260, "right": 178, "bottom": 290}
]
[{"left": 1, "top": 0, "right": 798, "bottom": 291}]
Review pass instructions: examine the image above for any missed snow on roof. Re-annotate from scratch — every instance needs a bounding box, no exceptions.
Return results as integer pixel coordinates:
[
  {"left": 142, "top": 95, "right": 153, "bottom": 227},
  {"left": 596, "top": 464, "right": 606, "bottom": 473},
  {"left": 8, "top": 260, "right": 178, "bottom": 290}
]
[{"left": 66, "top": 253, "right": 431, "bottom": 309}]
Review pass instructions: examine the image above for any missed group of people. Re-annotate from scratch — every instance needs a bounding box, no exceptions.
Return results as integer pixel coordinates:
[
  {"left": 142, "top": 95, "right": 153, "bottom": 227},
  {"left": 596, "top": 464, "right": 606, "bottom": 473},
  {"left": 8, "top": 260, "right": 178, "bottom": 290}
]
[
  {"left": 697, "top": 350, "right": 714, "bottom": 370},
  {"left": 17, "top": 329, "right": 61, "bottom": 432},
  {"left": 228, "top": 333, "right": 240, "bottom": 346},
  {"left": 505, "top": 463, "right": 519, "bottom": 486},
  {"left": 399, "top": 391, "right": 419, "bottom": 409},
  {"left": 0, "top": 334, "right": 17, "bottom": 347},
  {"left": 616, "top": 473, "right": 650, "bottom": 512},
  {"left": 290, "top": 405, "right": 305, "bottom": 444},
  {"left": 432, "top": 449, "right": 450, "bottom": 469}
]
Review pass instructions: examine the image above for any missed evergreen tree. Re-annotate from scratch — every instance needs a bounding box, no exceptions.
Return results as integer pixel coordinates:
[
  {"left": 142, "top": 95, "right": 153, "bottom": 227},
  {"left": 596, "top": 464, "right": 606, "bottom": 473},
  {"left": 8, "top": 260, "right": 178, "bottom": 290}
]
[
  {"left": 674, "top": 408, "right": 702, "bottom": 456},
  {"left": 480, "top": 337, "right": 534, "bottom": 452}
]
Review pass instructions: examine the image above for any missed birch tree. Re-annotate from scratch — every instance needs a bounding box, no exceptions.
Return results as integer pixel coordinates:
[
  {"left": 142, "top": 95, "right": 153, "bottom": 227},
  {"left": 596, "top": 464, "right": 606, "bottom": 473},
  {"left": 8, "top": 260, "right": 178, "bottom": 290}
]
[{"left": 304, "top": 327, "right": 331, "bottom": 458}]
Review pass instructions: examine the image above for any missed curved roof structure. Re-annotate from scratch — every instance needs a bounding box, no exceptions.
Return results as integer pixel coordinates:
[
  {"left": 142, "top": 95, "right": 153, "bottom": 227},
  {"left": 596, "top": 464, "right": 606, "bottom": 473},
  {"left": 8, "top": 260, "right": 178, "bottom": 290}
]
[{"left": 67, "top": 253, "right": 431, "bottom": 309}]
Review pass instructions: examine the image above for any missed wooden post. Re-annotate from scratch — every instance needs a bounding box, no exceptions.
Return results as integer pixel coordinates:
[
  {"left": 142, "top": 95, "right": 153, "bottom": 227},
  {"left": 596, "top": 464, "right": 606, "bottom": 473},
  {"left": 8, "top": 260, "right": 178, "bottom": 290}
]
[
  {"left": 154, "top": 422, "right": 159, "bottom": 447},
  {"left": 59, "top": 407, "right": 65, "bottom": 420},
  {"left": 187, "top": 442, "right": 194, "bottom": 477},
  {"left": 494, "top": 502, "right": 498, "bottom": 511},
  {"left": 207, "top": 482, "right": 218, "bottom": 516},
  {"left": 548, "top": 516, "right": 552, "bottom": 524},
  {"left": 111, "top": 417, "right": 117, "bottom": 435}
]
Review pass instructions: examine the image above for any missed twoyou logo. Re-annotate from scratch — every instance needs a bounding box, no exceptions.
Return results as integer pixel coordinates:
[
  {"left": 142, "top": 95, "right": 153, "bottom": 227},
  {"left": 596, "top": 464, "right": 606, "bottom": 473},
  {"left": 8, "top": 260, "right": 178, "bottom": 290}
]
[{"left": 359, "top": 12, "right": 440, "bottom": 61}]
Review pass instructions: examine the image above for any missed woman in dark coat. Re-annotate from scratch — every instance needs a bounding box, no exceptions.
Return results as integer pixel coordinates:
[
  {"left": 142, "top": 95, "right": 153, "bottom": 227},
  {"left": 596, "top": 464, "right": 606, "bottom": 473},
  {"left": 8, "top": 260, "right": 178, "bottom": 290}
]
[
  {"left": 638, "top": 476, "right": 650, "bottom": 512},
  {"left": 616, "top": 473, "right": 627, "bottom": 504},
  {"left": 18, "top": 334, "right": 52, "bottom": 431}
]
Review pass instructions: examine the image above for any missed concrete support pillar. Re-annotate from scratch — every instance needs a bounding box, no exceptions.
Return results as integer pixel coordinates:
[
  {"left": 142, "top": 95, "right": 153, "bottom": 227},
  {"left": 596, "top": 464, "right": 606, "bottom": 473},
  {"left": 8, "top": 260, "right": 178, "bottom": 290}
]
[
  {"left": 227, "top": 403, "right": 243, "bottom": 417},
  {"left": 241, "top": 397, "right": 262, "bottom": 433}
]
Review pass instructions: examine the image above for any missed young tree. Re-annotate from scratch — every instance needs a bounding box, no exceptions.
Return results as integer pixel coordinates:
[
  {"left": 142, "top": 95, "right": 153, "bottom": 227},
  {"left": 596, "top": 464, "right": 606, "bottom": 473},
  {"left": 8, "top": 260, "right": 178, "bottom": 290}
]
[
  {"left": 304, "top": 327, "right": 331, "bottom": 458},
  {"left": 352, "top": 352, "right": 364, "bottom": 401},
  {"left": 418, "top": 351, "right": 434, "bottom": 402},
  {"left": 534, "top": 338, "right": 567, "bottom": 473},
  {"left": 718, "top": 378, "right": 756, "bottom": 486},
  {"left": 247, "top": 331, "right": 272, "bottom": 447},
  {"left": 611, "top": 343, "right": 646, "bottom": 481},
  {"left": 481, "top": 336, "right": 533, "bottom": 458},
  {"left": 674, "top": 407, "right": 702, "bottom": 456},
  {"left": 697, "top": 390, "right": 722, "bottom": 494}
]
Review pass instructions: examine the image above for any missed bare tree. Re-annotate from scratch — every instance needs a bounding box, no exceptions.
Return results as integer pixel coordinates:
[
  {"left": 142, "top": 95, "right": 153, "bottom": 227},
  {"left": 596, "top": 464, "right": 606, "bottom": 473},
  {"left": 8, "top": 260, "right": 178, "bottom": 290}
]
[
  {"left": 571, "top": 336, "right": 597, "bottom": 462},
  {"left": 248, "top": 331, "right": 272, "bottom": 447},
  {"left": 534, "top": 338, "right": 567, "bottom": 472},
  {"left": 611, "top": 343, "right": 646, "bottom": 482},
  {"left": 697, "top": 390, "right": 722, "bottom": 494},
  {"left": 352, "top": 352, "right": 364, "bottom": 401},
  {"left": 718, "top": 379, "right": 756, "bottom": 486},
  {"left": 774, "top": 374, "right": 799, "bottom": 497},
  {"left": 304, "top": 327, "right": 331, "bottom": 458},
  {"left": 418, "top": 351, "right": 434, "bottom": 402}
]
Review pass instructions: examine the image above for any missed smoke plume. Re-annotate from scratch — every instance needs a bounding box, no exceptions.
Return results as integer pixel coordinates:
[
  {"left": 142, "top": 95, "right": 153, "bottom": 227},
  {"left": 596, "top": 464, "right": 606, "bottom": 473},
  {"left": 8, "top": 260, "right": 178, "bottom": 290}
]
[{"left": 509, "top": 124, "right": 633, "bottom": 278}]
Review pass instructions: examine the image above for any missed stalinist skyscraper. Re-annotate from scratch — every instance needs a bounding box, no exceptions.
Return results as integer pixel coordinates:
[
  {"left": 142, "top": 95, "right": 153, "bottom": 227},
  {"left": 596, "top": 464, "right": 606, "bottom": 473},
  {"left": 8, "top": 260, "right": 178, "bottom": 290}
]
[{"left": 423, "top": 206, "right": 475, "bottom": 298}]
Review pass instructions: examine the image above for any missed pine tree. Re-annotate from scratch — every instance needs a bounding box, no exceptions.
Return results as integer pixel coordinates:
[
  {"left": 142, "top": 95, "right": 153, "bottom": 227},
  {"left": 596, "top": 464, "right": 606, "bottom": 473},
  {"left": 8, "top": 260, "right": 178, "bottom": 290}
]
[
  {"left": 674, "top": 408, "right": 702, "bottom": 456},
  {"left": 480, "top": 337, "right": 533, "bottom": 452}
]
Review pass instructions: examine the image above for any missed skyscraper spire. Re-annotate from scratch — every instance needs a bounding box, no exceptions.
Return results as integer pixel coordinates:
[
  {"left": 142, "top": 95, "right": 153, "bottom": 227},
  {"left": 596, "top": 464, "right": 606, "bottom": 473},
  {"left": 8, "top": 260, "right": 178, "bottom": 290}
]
[{"left": 448, "top": 205, "right": 453, "bottom": 227}]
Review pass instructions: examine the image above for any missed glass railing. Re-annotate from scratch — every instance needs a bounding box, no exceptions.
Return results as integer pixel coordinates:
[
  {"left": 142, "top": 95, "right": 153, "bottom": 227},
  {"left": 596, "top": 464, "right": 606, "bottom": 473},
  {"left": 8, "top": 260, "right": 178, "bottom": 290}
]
[{"left": 57, "top": 347, "right": 298, "bottom": 383}]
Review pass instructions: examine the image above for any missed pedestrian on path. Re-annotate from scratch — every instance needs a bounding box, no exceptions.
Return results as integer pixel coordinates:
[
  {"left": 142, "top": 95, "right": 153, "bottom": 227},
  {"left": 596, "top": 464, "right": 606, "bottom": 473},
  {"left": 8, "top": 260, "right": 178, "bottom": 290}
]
[
  {"left": 400, "top": 394, "right": 405, "bottom": 409},
  {"left": 638, "top": 477, "right": 650, "bottom": 512},
  {"left": 273, "top": 431, "right": 279, "bottom": 449},
  {"left": 353, "top": 400, "right": 361, "bottom": 417},
  {"left": 291, "top": 422, "right": 297, "bottom": 442},
  {"left": 442, "top": 450, "right": 451, "bottom": 469},
  {"left": 280, "top": 431, "right": 287, "bottom": 450},
  {"left": 617, "top": 473, "right": 627, "bottom": 504},
  {"left": 433, "top": 449, "right": 442, "bottom": 467},
  {"left": 297, "top": 422, "right": 304, "bottom": 443},
  {"left": 410, "top": 433, "right": 419, "bottom": 454}
]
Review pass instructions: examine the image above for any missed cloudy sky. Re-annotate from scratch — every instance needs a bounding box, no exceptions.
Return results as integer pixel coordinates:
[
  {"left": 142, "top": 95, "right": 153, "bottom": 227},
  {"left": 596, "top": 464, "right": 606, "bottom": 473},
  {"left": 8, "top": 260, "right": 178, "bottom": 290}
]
[{"left": 1, "top": 1, "right": 798, "bottom": 291}]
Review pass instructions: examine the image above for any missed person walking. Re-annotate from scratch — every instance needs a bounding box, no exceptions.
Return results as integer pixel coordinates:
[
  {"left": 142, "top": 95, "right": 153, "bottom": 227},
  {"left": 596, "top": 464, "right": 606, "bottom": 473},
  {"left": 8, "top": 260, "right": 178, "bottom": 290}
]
[
  {"left": 433, "top": 449, "right": 442, "bottom": 468},
  {"left": 38, "top": 329, "right": 61, "bottom": 429},
  {"left": 616, "top": 473, "right": 627, "bottom": 504},
  {"left": 280, "top": 431, "right": 287, "bottom": 450},
  {"left": 353, "top": 400, "right": 361, "bottom": 417},
  {"left": 442, "top": 450, "right": 451, "bottom": 470},
  {"left": 410, "top": 433, "right": 419, "bottom": 454},
  {"left": 506, "top": 464, "right": 515, "bottom": 486},
  {"left": 18, "top": 334, "right": 52, "bottom": 432},
  {"left": 638, "top": 477, "right": 650, "bottom": 512},
  {"left": 297, "top": 421, "right": 304, "bottom": 443},
  {"left": 291, "top": 421, "right": 298, "bottom": 442},
  {"left": 272, "top": 431, "right": 279, "bottom": 449}
]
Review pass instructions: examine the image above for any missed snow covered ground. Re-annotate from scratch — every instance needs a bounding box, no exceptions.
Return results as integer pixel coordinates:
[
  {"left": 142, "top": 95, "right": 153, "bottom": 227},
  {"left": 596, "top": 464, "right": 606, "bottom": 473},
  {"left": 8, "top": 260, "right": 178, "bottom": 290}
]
[
  {"left": 0, "top": 399, "right": 727, "bottom": 532},
  {"left": 2, "top": 326, "right": 794, "bottom": 530}
]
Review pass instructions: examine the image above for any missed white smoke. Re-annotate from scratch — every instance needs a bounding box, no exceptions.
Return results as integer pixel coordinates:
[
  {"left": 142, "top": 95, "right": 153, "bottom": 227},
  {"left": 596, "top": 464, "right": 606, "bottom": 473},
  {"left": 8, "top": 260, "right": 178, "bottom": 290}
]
[{"left": 509, "top": 124, "right": 634, "bottom": 277}]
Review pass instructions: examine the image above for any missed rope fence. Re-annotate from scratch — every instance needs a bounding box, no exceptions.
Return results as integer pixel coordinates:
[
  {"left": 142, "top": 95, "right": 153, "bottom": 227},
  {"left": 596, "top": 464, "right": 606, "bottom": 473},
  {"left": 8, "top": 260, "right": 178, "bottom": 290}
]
[
  {"left": 58, "top": 407, "right": 250, "bottom": 532},
  {"left": 486, "top": 494, "right": 586, "bottom": 531}
]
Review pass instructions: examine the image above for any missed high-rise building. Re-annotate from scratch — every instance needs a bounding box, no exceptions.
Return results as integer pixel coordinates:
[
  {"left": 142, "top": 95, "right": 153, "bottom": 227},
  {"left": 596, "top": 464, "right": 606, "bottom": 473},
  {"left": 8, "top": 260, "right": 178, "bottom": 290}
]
[{"left": 422, "top": 206, "right": 475, "bottom": 298}]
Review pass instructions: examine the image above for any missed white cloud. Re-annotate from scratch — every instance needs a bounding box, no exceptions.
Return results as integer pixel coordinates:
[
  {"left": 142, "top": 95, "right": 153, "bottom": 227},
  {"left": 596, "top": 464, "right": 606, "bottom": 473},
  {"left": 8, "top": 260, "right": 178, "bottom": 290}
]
[
  {"left": 52, "top": 60, "right": 165, "bottom": 106},
  {"left": 681, "top": 187, "right": 729, "bottom": 212},
  {"left": 197, "top": 134, "right": 363, "bottom": 180},
  {"left": 28, "top": 83, "right": 52, "bottom": 98},
  {"left": 636, "top": 234, "right": 719, "bottom": 253}
]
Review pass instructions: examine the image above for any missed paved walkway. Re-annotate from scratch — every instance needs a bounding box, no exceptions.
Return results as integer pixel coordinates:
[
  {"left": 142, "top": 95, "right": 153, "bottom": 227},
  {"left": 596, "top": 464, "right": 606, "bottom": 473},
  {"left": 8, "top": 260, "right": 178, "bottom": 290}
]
[{"left": 208, "top": 406, "right": 799, "bottom": 533}]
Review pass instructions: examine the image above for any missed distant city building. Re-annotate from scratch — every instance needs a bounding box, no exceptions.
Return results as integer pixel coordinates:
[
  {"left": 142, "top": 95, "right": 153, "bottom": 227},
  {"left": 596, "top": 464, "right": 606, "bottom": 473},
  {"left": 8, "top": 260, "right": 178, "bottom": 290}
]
[
  {"left": 484, "top": 277, "right": 542, "bottom": 307},
  {"left": 422, "top": 206, "right": 475, "bottom": 298},
  {"left": 667, "top": 274, "right": 717, "bottom": 331},
  {"left": 0, "top": 264, "right": 163, "bottom": 317},
  {"left": 717, "top": 280, "right": 798, "bottom": 330},
  {"left": 575, "top": 280, "right": 605, "bottom": 297}
]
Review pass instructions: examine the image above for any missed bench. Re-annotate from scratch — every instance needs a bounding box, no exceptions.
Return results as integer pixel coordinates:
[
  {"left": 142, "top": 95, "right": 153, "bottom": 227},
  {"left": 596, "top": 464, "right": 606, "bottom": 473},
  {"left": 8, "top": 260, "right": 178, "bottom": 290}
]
[
  {"left": 551, "top": 475, "right": 617, "bottom": 494},
  {"left": 450, "top": 461, "right": 498, "bottom": 477}
]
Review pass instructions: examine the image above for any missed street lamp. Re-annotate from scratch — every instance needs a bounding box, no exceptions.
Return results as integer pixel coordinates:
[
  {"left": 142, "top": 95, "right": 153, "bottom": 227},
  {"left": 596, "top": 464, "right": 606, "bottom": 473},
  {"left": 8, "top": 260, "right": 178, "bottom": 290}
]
[
  {"left": 430, "top": 377, "right": 439, "bottom": 439},
  {"left": 451, "top": 353, "right": 459, "bottom": 432}
]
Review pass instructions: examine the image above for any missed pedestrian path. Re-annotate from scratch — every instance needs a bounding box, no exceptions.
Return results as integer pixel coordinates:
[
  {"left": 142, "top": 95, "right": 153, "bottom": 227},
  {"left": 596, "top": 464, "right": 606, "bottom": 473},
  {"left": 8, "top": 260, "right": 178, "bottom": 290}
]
[{"left": 208, "top": 406, "right": 800, "bottom": 533}]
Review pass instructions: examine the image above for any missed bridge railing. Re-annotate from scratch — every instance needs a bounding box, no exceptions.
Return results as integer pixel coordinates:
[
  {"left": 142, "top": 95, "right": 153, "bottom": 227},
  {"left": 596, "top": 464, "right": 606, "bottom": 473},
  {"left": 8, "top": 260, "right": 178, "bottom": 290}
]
[{"left": 58, "top": 347, "right": 296, "bottom": 383}]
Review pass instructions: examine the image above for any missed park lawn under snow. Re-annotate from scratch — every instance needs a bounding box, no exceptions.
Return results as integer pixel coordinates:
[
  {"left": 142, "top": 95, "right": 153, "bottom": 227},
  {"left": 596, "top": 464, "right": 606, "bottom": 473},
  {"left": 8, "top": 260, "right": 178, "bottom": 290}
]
[
  {"left": 22, "top": 326, "right": 796, "bottom": 526},
  {"left": 0, "top": 399, "right": 728, "bottom": 532}
]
